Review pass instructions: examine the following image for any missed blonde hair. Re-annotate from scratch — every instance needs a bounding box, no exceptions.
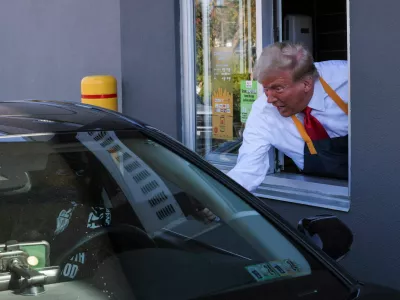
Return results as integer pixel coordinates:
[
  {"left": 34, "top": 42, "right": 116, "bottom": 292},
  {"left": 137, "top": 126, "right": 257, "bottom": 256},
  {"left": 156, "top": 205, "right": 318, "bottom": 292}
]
[{"left": 253, "top": 42, "right": 319, "bottom": 83}]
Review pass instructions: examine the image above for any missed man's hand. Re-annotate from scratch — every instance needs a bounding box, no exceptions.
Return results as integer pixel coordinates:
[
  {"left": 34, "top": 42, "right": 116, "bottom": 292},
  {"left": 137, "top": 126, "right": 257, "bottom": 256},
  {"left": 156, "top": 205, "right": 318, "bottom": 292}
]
[{"left": 196, "top": 207, "right": 220, "bottom": 224}]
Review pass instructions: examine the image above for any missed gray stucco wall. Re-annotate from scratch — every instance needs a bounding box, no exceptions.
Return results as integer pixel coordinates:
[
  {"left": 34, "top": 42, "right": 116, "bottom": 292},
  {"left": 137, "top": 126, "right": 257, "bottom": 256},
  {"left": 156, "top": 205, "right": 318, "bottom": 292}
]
[
  {"left": 0, "top": 0, "right": 121, "bottom": 107},
  {"left": 120, "top": 0, "right": 181, "bottom": 140},
  {"left": 263, "top": 0, "right": 400, "bottom": 289}
]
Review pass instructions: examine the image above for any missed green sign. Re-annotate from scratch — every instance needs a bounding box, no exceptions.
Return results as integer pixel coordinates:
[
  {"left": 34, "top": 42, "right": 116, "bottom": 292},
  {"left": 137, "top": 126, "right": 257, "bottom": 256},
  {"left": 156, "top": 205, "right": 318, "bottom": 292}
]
[{"left": 240, "top": 80, "right": 258, "bottom": 123}]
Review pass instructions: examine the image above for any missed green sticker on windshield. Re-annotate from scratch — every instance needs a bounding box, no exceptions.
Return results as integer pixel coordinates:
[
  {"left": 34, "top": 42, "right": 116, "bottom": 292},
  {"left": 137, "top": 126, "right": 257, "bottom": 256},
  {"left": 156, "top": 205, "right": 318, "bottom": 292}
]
[{"left": 246, "top": 259, "right": 302, "bottom": 282}]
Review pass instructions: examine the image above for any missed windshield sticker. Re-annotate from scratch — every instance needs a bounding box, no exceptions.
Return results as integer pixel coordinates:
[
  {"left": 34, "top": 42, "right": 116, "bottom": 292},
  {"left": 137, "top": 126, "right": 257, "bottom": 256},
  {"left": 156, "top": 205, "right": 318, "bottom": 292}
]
[
  {"left": 54, "top": 201, "right": 78, "bottom": 236},
  {"left": 61, "top": 252, "right": 86, "bottom": 280},
  {"left": 269, "top": 259, "right": 302, "bottom": 277},
  {"left": 245, "top": 263, "right": 280, "bottom": 282},
  {"left": 62, "top": 262, "right": 79, "bottom": 279},
  {"left": 246, "top": 259, "right": 302, "bottom": 282},
  {"left": 70, "top": 252, "right": 85, "bottom": 264},
  {"left": 87, "top": 207, "right": 111, "bottom": 229}
]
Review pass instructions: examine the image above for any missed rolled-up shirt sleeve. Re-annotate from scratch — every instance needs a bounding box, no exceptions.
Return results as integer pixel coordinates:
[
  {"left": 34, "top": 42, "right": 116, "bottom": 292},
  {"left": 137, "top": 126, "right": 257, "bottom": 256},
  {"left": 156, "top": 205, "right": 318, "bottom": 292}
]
[{"left": 227, "top": 99, "right": 272, "bottom": 192}]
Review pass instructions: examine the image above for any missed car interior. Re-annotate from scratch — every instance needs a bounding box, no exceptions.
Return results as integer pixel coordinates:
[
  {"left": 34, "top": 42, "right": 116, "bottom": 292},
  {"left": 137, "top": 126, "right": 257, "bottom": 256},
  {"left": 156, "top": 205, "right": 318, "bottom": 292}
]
[{"left": 0, "top": 130, "right": 334, "bottom": 300}]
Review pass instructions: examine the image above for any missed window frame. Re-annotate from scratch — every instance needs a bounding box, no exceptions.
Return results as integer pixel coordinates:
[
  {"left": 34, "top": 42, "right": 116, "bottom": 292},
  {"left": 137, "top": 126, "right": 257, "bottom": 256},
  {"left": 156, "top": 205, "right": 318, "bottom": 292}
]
[{"left": 180, "top": 0, "right": 350, "bottom": 212}]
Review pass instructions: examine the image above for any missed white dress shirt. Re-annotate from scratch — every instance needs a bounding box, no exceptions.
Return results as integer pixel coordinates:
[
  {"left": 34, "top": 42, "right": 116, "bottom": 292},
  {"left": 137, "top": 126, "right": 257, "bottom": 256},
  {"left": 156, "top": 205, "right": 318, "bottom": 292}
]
[{"left": 227, "top": 60, "right": 349, "bottom": 192}]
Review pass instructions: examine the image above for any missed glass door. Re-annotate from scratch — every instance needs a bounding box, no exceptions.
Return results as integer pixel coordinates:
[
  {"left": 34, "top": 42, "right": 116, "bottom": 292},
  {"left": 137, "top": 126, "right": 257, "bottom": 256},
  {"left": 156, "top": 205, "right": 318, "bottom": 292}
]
[{"left": 195, "top": 0, "right": 257, "bottom": 167}]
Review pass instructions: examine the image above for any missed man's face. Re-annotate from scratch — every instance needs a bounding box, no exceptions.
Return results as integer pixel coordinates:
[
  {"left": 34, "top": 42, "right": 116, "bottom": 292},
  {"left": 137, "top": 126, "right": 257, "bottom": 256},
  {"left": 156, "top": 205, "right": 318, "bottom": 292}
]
[{"left": 261, "top": 70, "right": 313, "bottom": 117}]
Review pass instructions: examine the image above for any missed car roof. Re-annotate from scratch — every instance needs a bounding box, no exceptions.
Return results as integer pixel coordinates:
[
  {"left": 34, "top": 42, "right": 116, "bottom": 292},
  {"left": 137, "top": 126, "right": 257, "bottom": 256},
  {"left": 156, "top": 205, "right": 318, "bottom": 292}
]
[{"left": 0, "top": 100, "right": 145, "bottom": 135}]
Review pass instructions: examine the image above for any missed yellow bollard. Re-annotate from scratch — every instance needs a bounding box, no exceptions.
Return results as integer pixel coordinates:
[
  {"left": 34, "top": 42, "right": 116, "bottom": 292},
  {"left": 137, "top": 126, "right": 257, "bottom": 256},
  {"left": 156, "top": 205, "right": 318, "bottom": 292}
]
[{"left": 81, "top": 75, "right": 118, "bottom": 111}]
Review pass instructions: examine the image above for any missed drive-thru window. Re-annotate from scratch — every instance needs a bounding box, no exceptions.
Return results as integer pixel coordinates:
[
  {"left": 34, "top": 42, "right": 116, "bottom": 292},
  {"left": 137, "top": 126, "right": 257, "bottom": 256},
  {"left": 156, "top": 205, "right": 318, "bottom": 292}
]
[{"left": 181, "top": 0, "right": 350, "bottom": 211}]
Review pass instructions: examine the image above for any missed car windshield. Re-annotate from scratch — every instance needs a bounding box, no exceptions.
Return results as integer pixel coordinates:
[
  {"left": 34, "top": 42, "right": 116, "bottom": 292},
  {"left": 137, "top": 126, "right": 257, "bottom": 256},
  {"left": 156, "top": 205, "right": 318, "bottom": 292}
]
[{"left": 0, "top": 129, "right": 350, "bottom": 299}]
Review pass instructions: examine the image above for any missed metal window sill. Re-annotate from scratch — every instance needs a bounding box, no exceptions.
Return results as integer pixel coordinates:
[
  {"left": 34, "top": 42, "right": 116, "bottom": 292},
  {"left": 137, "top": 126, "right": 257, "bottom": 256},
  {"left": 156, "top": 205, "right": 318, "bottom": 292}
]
[{"left": 215, "top": 165, "right": 350, "bottom": 212}]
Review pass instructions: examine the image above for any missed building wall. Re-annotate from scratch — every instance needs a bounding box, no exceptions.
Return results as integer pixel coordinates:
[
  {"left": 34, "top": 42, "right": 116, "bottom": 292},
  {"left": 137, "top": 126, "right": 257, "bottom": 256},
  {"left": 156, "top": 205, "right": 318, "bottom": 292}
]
[
  {"left": 0, "top": 0, "right": 122, "bottom": 107},
  {"left": 263, "top": 0, "right": 400, "bottom": 289},
  {"left": 120, "top": 0, "right": 182, "bottom": 140}
]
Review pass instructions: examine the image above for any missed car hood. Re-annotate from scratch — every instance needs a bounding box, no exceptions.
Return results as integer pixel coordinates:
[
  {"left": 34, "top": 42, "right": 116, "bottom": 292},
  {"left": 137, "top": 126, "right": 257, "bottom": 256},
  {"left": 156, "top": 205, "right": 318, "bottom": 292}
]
[
  {"left": 356, "top": 283, "right": 400, "bottom": 299},
  {"left": 0, "top": 100, "right": 144, "bottom": 136}
]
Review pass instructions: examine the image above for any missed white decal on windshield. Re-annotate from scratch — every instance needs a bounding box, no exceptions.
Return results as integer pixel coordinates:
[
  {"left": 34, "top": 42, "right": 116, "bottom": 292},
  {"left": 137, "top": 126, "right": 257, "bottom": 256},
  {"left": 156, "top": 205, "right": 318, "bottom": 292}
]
[
  {"left": 70, "top": 252, "right": 85, "bottom": 264},
  {"left": 62, "top": 263, "right": 79, "bottom": 279},
  {"left": 245, "top": 259, "right": 303, "bottom": 282},
  {"left": 54, "top": 202, "right": 78, "bottom": 236},
  {"left": 245, "top": 263, "right": 280, "bottom": 282},
  {"left": 87, "top": 207, "right": 111, "bottom": 229},
  {"left": 269, "top": 259, "right": 302, "bottom": 277}
]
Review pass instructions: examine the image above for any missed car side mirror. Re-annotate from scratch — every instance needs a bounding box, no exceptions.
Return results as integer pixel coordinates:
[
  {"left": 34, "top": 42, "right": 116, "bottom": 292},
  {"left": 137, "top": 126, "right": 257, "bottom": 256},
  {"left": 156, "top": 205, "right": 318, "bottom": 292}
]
[{"left": 298, "top": 215, "right": 353, "bottom": 261}]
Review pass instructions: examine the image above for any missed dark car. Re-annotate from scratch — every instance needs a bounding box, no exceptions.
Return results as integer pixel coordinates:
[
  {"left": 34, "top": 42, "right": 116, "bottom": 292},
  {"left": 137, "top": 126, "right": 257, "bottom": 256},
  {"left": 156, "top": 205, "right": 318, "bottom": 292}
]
[{"left": 0, "top": 100, "right": 398, "bottom": 300}]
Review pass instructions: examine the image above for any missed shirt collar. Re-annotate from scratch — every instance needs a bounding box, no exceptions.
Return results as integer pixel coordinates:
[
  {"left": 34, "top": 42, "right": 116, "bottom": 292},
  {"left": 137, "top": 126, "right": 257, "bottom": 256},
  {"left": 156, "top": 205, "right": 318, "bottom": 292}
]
[
  {"left": 308, "top": 76, "right": 348, "bottom": 112},
  {"left": 307, "top": 78, "right": 326, "bottom": 112}
]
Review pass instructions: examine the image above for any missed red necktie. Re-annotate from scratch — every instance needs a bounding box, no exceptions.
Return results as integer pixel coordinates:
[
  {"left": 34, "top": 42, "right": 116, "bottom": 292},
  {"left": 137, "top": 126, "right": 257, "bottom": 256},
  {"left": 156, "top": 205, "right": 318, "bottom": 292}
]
[{"left": 303, "top": 107, "right": 329, "bottom": 141}]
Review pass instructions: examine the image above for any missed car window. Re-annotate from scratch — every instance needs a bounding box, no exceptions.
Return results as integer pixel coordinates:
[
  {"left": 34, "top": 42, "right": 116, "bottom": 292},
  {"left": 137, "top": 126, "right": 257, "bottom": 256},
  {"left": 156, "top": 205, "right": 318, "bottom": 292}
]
[{"left": 0, "top": 130, "right": 350, "bottom": 299}]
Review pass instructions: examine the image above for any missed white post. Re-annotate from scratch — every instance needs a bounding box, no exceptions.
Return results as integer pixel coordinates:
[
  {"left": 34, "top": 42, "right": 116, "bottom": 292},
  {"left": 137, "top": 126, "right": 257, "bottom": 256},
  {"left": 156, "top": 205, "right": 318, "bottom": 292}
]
[
  {"left": 202, "top": 0, "right": 212, "bottom": 155},
  {"left": 239, "top": 0, "right": 245, "bottom": 73},
  {"left": 256, "top": 0, "right": 262, "bottom": 90},
  {"left": 247, "top": 0, "right": 252, "bottom": 73},
  {"left": 277, "top": 0, "right": 282, "bottom": 42},
  {"left": 180, "top": 0, "right": 196, "bottom": 150}
]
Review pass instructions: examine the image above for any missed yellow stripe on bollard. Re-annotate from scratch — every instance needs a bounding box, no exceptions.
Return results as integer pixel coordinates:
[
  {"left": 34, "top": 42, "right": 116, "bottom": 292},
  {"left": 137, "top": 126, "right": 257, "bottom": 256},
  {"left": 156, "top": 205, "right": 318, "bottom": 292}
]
[{"left": 81, "top": 75, "right": 117, "bottom": 111}]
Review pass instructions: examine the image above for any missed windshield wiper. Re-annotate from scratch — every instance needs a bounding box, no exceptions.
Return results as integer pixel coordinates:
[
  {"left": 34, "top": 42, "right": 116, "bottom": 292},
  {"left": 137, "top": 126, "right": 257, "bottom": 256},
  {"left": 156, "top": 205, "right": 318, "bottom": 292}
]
[{"left": 162, "top": 229, "right": 253, "bottom": 261}]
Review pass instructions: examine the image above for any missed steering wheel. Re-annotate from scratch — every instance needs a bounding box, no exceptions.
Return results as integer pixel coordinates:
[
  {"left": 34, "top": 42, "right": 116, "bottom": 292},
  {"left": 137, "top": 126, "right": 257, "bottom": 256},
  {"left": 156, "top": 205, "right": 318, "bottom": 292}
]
[{"left": 55, "top": 224, "right": 157, "bottom": 266}]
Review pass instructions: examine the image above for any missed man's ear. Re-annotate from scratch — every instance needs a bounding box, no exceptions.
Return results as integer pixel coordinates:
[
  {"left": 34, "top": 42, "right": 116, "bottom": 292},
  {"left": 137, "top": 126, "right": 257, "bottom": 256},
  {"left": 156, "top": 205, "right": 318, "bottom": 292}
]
[{"left": 303, "top": 76, "right": 313, "bottom": 92}]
